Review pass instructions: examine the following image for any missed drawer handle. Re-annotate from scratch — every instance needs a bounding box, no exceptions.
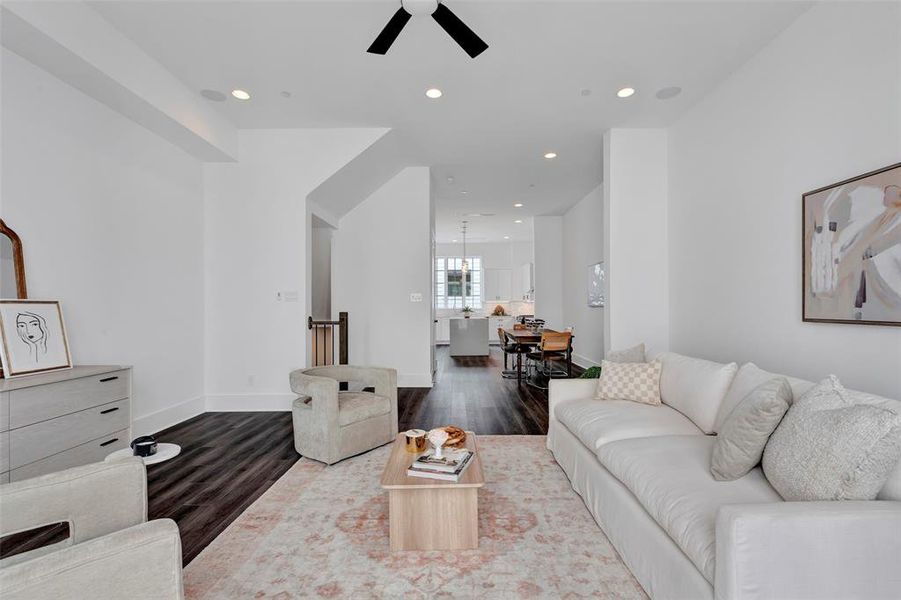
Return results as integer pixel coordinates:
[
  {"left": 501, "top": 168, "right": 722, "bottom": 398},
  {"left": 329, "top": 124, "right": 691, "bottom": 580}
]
[
  {"left": 99, "top": 438, "right": 119, "bottom": 447},
  {"left": 100, "top": 407, "right": 120, "bottom": 415},
  {"left": 99, "top": 376, "right": 119, "bottom": 383}
]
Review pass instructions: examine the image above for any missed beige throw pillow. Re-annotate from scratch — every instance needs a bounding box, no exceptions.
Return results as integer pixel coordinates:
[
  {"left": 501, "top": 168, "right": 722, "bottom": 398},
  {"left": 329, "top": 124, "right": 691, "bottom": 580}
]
[
  {"left": 711, "top": 377, "right": 791, "bottom": 481},
  {"left": 595, "top": 360, "right": 662, "bottom": 405},
  {"left": 762, "top": 375, "right": 901, "bottom": 501}
]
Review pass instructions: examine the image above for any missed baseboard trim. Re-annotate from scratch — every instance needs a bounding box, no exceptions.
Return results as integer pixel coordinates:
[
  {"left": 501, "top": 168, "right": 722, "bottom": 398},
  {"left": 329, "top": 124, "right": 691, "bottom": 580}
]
[
  {"left": 399, "top": 373, "right": 433, "bottom": 388},
  {"left": 205, "top": 393, "right": 295, "bottom": 412},
  {"left": 572, "top": 353, "right": 600, "bottom": 370},
  {"left": 133, "top": 395, "right": 206, "bottom": 436}
]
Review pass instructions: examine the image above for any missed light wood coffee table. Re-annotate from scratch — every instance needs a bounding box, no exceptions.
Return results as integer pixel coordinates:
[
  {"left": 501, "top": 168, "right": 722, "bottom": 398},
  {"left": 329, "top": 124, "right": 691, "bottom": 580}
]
[{"left": 380, "top": 431, "right": 484, "bottom": 551}]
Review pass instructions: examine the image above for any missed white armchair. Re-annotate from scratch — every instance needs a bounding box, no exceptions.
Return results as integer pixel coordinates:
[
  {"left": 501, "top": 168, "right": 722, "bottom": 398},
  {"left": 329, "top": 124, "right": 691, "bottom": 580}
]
[
  {"left": 290, "top": 365, "right": 398, "bottom": 465},
  {"left": 0, "top": 458, "right": 184, "bottom": 600}
]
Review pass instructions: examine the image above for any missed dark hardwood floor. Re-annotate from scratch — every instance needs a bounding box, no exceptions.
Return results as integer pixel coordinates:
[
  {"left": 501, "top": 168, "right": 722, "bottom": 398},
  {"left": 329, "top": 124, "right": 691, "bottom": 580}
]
[
  {"left": 2, "top": 345, "right": 582, "bottom": 565},
  {"left": 145, "top": 411, "right": 298, "bottom": 564},
  {"left": 399, "top": 345, "right": 581, "bottom": 434}
]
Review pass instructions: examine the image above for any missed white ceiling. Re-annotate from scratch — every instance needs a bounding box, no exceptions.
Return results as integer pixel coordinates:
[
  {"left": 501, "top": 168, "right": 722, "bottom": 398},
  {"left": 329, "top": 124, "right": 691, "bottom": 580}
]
[{"left": 89, "top": 0, "right": 810, "bottom": 243}]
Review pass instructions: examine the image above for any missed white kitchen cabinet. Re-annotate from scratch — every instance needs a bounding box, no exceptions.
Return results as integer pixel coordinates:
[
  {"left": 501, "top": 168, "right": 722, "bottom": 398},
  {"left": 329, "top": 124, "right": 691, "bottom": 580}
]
[
  {"left": 435, "top": 317, "right": 451, "bottom": 343},
  {"left": 519, "top": 263, "right": 533, "bottom": 300},
  {"left": 484, "top": 268, "right": 513, "bottom": 302},
  {"left": 487, "top": 316, "right": 515, "bottom": 344}
]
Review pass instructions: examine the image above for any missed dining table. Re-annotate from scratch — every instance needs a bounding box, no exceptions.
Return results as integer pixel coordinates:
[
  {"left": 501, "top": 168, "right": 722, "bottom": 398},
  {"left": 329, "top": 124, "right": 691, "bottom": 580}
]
[{"left": 502, "top": 327, "right": 574, "bottom": 385}]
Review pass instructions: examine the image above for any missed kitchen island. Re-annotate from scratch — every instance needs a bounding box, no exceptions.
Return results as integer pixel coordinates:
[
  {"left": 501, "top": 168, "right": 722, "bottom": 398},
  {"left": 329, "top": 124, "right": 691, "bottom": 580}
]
[{"left": 449, "top": 318, "right": 489, "bottom": 356}]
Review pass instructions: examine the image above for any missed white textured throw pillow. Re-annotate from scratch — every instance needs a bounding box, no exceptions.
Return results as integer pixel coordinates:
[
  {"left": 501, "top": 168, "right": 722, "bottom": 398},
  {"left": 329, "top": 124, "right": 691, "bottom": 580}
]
[
  {"left": 606, "top": 343, "right": 646, "bottom": 363},
  {"left": 595, "top": 360, "right": 662, "bottom": 405},
  {"left": 711, "top": 377, "right": 792, "bottom": 481},
  {"left": 762, "top": 375, "right": 901, "bottom": 501},
  {"left": 658, "top": 353, "right": 738, "bottom": 434}
]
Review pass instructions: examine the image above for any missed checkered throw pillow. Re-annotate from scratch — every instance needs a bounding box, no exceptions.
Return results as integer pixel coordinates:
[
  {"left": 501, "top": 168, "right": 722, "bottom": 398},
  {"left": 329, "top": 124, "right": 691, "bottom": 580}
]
[{"left": 595, "top": 360, "right": 662, "bottom": 405}]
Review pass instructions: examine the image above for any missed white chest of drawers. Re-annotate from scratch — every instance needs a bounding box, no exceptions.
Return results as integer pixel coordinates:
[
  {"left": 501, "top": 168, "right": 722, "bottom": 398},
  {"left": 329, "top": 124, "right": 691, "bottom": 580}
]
[{"left": 0, "top": 366, "right": 132, "bottom": 483}]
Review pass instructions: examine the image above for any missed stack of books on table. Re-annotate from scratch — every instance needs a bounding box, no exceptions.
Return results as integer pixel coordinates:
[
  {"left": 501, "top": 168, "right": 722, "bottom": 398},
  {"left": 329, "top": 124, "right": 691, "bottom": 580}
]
[{"left": 406, "top": 449, "right": 474, "bottom": 482}]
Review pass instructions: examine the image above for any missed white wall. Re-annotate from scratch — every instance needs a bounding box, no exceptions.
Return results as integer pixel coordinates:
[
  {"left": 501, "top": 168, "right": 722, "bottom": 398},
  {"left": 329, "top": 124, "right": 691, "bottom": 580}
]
[
  {"left": 667, "top": 2, "right": 901, "bottom": 398},
  {"left": 1, "top": 48, "right": 205, "bottom": 434},
  {"left": 562, "top": 185, "right": 605, "bottom": 366},
  {"left": 203, "top": 128, "right": 387, "bottom": 410},
  {"left": 603, "top": 129, "right": 669, "bottom": 357},
  {"left": 533, "top": 216, "right": 564, "bottom": 329},
  {"left": 332, "top": 167, "right": 433, "bottom": 387}
]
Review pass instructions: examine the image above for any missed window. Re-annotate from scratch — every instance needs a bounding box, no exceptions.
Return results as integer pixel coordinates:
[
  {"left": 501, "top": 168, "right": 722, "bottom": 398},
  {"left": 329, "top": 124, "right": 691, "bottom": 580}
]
[{"left": 435, "top": 256, "right": 482, "bottom": 309}]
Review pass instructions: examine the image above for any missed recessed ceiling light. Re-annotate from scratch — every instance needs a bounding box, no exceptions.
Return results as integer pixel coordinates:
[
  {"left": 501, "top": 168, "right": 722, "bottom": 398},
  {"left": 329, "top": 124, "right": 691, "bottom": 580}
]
[
  {"left": 280, "top": 91, "right": 292, "bottom": 98},
  {"left": 503, "top": 235, "right": 510, "bottom": 240},
  {"left": 425, "top": 88, "right": 443, "bottom": 99},
  {"left": 452, "top": 239, "right": 457, "bottom": 243},
  {"left": 231, "top": 89, "right": 251, "bottom": 100},
  {"left": 513, "top": 203, "right": 523, "bottom": 208},
  {"left": 544, "top": 152, "right": 557, "bottom": 159},
  {"left": 655, "top": 86, "right": 682, "bottom": 100},
  {"left": 461, "top": 190, "right": 468, "bottom": 195},
  {"left": 200, "top": 89, "right": 227, "bottom": 102},
  {"left": 514, "top": 219, "right": 523, "bottom": 224},
  {"left": 447, "top": 176, "right": 455, "bottom": 184},
  {"left": 616, "top": 87, "right": 635, "bottom": 98}
]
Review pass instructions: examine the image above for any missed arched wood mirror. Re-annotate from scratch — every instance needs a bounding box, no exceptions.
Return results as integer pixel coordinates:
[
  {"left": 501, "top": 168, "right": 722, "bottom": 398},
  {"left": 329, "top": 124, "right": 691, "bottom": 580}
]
[{"left": 0, "top": 219, "right": 27, "bottom": 299}]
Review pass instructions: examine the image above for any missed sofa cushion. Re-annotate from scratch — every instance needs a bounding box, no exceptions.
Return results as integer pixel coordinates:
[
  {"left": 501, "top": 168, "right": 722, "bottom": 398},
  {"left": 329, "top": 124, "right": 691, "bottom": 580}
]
[
  {"left": 597, "top": 435, "right": 782, "bottom": 583},
  {"left": 762, "top": 376, "right": 901, "bottom": 501},
  {"left": 658, "top": 353, "right": 738, "bottom": 434},
  {"left": 711, "top": 377, "right": 792, "bottom": 481},
  {"left": 337, "top": 391, "right": 391, "bottom": 426},
  {"left": 594, "top": 360, "right": 662, "bottom": 405},
  {"left": 606, "top": 342, "right": 646, "bottom": 363},
  {"left": 714, "top": 362, "right": 815, "bottom": 433},
  {"left": 556, "top": 398, "right": 702, "bottom": 451},
  {"left": 880, "top": 459, "right": 901, "bottom": 500}
]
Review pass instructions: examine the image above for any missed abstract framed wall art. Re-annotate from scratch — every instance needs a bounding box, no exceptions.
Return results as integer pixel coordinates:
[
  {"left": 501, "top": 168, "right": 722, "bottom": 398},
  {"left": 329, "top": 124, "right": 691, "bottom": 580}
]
[
  {"left": 588, "top": 262, "right": 606, "bottom": 308},
  {"left": 0, "top": 300, "right": 73, "bottom": 377},
  {"left": 802, "top": 162, "right": 901, "bottom": 326}
]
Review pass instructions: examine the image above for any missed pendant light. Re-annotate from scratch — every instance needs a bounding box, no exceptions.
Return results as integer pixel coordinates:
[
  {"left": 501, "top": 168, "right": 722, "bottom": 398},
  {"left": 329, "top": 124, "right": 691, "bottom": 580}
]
[{"left": 461, "top": 221, "right": 469, "bottom": 275}]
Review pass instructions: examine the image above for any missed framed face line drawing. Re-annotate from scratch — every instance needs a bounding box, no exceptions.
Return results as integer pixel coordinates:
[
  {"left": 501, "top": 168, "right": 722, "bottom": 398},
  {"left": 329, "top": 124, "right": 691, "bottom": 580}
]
[{"left": 0, "top": 300, "right": 73, "bottom": 377}]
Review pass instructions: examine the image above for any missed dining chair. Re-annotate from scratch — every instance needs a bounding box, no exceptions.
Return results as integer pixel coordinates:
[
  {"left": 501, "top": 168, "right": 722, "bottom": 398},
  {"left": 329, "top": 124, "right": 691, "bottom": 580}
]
[
  {"left": 526, "top": 331, "right": 572, "bottom": 387},
  {"left": 501, "top": 330, "right": 531, "bottom": 379}
]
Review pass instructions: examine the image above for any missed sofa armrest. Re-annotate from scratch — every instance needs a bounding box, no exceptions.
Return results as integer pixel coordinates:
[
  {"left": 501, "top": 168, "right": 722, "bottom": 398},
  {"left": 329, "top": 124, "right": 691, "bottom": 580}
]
[
  {"left": 0, "top": 459, "right": 146, "bottom": 546},
  {"left": 0, "top": 519, "right": 184, "bottom": 600},
  {"left": 715, "top": 501, "right": 901, "bottom": 600},
  {"left": 548, "top": 379, "right": 597, "bottom": 424}
]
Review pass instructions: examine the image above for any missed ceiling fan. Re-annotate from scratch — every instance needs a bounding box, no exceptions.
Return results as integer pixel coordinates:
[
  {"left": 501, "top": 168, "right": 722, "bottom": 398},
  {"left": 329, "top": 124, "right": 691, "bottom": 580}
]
[{"left": 367, "top": 0, "right": 488, "bottom": 59}]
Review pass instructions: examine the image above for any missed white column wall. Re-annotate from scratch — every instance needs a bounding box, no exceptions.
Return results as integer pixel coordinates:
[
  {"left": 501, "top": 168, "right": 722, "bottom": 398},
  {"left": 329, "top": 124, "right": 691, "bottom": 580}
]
[
  {"left": 331, "top": 167, "right": 434, "bottom": 387},
  {"left": 533, "top": 216, "right": 564, "bottom": 330},
  {"left": 603, "top": 129, "right": 669, "bottom": 358}
]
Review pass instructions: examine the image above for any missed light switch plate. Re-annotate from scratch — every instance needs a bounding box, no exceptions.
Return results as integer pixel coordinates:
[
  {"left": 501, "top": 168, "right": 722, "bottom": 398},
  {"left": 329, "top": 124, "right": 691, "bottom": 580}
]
[
  {"left": 410, "top": 292, "right": 423, "bottom": 302},
  {"left": 277, "top": 291, "right": 299, "bottom": 302}
]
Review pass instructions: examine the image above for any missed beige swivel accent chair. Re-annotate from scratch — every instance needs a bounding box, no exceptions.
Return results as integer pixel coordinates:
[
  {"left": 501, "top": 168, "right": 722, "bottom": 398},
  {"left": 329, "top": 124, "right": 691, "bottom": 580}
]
[{"left": 290, "top": 365, "right": 398, "bottom": 465}]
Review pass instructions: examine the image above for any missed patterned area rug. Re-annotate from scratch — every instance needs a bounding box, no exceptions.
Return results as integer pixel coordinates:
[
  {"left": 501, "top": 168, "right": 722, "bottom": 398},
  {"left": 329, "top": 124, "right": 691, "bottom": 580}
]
[{"left": 184, "top": 436, "right": 646, "bottom": 599}]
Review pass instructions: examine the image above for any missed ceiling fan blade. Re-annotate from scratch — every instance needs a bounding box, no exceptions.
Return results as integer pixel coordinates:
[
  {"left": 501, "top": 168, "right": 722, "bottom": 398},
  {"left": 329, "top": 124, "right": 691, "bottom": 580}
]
[
  {"left": 367, "top": 7, "right": 412, "bottom": 55},
  {"left": 431, "top": 3, "right": 488, "bottom": 58}
]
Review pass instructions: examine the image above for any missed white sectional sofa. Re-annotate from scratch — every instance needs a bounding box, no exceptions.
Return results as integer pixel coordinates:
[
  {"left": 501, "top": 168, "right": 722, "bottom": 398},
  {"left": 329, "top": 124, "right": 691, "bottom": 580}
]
[{"left": 547, "top": 355, "right": 901, "bottom": 600}]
